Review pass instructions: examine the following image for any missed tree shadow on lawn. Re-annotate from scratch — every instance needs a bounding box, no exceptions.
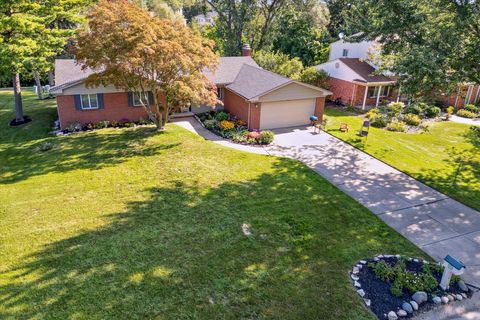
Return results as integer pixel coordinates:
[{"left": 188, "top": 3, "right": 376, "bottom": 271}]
[
  {"left": 413, "top": 130, "right": 480, "bottom": 211},
  {"left": 0, "top": 159, "right": 425, "bottom": 320},
  {"left": 0, "top": 127, "right": 179, "bottom": 184}
]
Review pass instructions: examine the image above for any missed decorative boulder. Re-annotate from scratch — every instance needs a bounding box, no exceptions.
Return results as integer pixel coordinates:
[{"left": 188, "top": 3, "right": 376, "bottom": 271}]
[
  {"left": 432, "top": 296, "right": 442, "bottom": 304},
  {"left": 397, "top": 309, "right": 407, "bottom": 317},
  {"left": 409, "top": 300, "right": 418, "bottom": 311},
  {"left": 458, "top": 280, "right": 468, "bottom": 292},
  {"left": 387, "top": 311, "right": 398, "bottom": 320},
  {"left": 441, "top": 296, "right": 449, "bottom": 304},
  {"left": 447, "top": 295, "right": 454, "bottom": 302},
  {"left": 412, "top": 291, "right": 428, "bottom": 304},
  {"left": 455, "top": 294, "right": 463, "bottom": 301},
  {"left": 401, "top": 302, "right": 413, "bottom": 314},
  {"left": 357, "top": 289, "right": 365, "bottom": 297}
]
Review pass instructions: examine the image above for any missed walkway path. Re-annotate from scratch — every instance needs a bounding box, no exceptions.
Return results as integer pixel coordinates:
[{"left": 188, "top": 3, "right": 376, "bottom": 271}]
[
  {"left": 449, "top": 115, "right": 480, "bottom": 126},
  {"left": 173, "top": 117, "right": 480, "bottom": 288}
]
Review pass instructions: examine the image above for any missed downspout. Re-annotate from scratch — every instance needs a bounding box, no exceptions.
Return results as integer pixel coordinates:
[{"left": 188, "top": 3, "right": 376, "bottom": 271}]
[{"left": 248, "top": 102, "right": 251, "bottom": 130}]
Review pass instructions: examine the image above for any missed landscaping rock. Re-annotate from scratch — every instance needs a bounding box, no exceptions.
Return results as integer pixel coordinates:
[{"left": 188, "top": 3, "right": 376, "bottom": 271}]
[
  {"left": 458, "top": 280, "right": 468, "bottom": 292},
  {"left": 351, "top": 274, "right": 359, "bottom": 281},
  {"left": 373, "top": 257, "right": 379, "bottom": 262},
  {"left": 395, "top": 254, "right": 401, "bottom": 258},
  {"left": 354, "top": 281, "right": 361, "bottom": 288},
  {"left": 363, "top": 298, "right": 371, "bottom": 307},
  {"left": 410, "top": 301, "right": 418, "bottom": 311},
  {"left": 352, "top": 267, "right": 359, "bottom": 274},
  {"left": 401, "top": 302, "right": 413, "bottom": 314},
  {"left": 432, "top": 296, "right": 441, "bottom": 304},
  {"left": 359, "top": 260, "right": 367, "bottom": 264},
  {"left": 461, "top": 293, "right": 467, "bottom": 299},
  {"left": 413, "top": 258, "right": 419, "bottom": 262},
  {"left": 356, "top": 264, "right": 363, "bottom": 269},
  {"left": 447, "top": 295, "right": 454, "bottom": 302},
  {"left": 357, "top": 289, "right": 365, "bottom": 297},
  {"left": 387, "top": 311, "right": 398, "bottom": 320},
  {"left": 397, "top": 309, "right": 407, "bottom": 317},
  {"left": 412, "top": 291, "right": 428, "bottom": 304},
  {"left": 441, "top": 296, "right": 449, "bottom": 304},
  {"left": 455, "top": 294, "right": 463, "bottom": 301}
]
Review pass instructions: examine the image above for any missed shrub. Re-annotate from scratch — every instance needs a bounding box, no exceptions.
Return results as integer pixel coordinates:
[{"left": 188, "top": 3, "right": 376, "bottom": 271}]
[
  {"left": 110, "top": 120, "right": 119, "bottom": 127},
  {"left": 94, "top": 120, "right": 110, "bottom": 129},
  {"left": 66, "top": 122, "right": 82, "bottom": 132},
  {"left": 370, "top": 114, "right": 389, "bottom": 128},
  {"left": 235, "top": 119, "right": 247, "bottom": 127},
  {"left": 403, "top": 114, "right": 422, "bottom": 126},
  {"left": 259, "top": 131, "right": 274, "bottom": 145},
  {"left": 38, "top": 141, "right": 53, "bottom": 152},
  {"left": 247, "top": 131, "right": 262, "bottom": 140},
  {"left": 219, "top": 120, "right": 235, "bottom": 131},
  {"left": 464, "top": 104, "right": 479, "bottom": 114},
  {"left": 424, "top": 106, "right": 441, "bottom": 118},
  {"left": 215, "top": 111, "right": 229, "bottom": 122},
  {"left": 386, "top": 120, "right": 407, "bottom": 132},
  {"left": 298, "top": 67, "right": 329, "bottom": 88},
  {"left": 385, "top": 102, "right": 405, "bottom": 117},
  {"left": 446, "top": 106, "right": 455, "bottom": 120},
  {"left": 232, "top": 131, "right": 248, "bottom": 143},
  {"left": 457, "top": 109, "right": 477, "bottom": 118},
  {"left": 203, "top": 119, "right": 217, "bottom": 129},
  {"left": 366, "top": 108, "right": 380, "bottom": 119},
  {"left": 404, "top": 104, "right": 424, "bottom": 115}
]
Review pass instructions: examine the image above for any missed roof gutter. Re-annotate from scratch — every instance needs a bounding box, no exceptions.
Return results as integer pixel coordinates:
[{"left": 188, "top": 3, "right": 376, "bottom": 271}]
[{"left": 352, "top": 80, "right": 396, "bottom": 86}]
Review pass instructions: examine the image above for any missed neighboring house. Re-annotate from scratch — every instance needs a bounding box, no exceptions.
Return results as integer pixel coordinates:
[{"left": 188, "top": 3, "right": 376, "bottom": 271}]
[
  {"left": 317, "top": 57, "right": 398, "bottom": 110},
  {"left": 192, "top": 11, "right": 218, "bottom": 26},
  {"left": 319, "top": 37, "right": 480, "bottom": 109},
  {"left": 50, "top": 44, "right": 331, "bottom": 130}
]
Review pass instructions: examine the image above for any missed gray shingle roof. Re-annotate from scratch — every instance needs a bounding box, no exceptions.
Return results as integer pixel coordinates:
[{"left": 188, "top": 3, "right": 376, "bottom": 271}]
[
  {"left": 204, "top": 56, "right": 259, "bottom": 85},
  {"left": 226, "top": 64, "right": 291, "bottom": 99},
  {"left": 54, "top": 59, "right": 95, "bottom": 86}
]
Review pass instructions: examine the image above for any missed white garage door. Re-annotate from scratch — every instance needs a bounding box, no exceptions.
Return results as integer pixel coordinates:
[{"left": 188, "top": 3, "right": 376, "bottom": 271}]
[{"left": 260, "top": 99, "right": 316, "bottom": 129}]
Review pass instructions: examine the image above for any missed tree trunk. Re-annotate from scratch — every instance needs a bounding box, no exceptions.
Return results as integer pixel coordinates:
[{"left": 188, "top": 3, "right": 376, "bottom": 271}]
[
  {"left": 48, "top": 68, "right": 54, "bottom": 86},
  {"left": 12, "top": 73, "right": 24, "bottom": 123},
  {"left": 33, "top": 69, "right": 43, "bottom": 100}
]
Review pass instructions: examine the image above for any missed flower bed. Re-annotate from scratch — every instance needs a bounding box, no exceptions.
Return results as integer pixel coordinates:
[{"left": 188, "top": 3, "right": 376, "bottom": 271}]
[
  {"left": 456, "top": 104, "right": 479, "bottom": 119},
  {"left": 365, "top": 102, "right": 443, "bottom": 133},
  {"left": 352, "top": 255, "right": 472, "bottom": 319},
  {"left": 196, "top": 110, "right": 274, "bottom": 145},
  {"left": 54, "top": 118, "right": 153, "bottom": 135}
]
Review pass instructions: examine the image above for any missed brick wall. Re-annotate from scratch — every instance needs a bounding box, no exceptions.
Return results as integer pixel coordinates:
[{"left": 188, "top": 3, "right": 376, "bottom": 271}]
[
  {"left": 57, "top": 92, "right": 165, "bottom": 129},
  {"left": 327, "top": 77, "right": 357, "bottom": 105},
  {"left": 314, "top": 97, "right": 325, "bottom": 121},
  {"left": 435, "top": 85, "right": 480, "bottom": 108}
]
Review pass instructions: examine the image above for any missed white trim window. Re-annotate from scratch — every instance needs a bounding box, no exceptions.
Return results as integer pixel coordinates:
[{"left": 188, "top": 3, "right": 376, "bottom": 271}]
[
  {"left": 217, "top": 87, "right": 224, "bottom": 101},
  {"left": 368, "top": 86, "right": 391, "bottom": 98},
  {"left": 133, "top": 92, "right": 149, "bottom": 106},
  {"left": 80, "top": 94, "right": 99, "bottom": 110}
]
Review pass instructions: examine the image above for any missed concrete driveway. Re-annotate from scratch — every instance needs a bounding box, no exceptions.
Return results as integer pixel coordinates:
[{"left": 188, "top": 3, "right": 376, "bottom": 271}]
[{"left": 265, "top": 126, "right": 480, "bottom": 287}]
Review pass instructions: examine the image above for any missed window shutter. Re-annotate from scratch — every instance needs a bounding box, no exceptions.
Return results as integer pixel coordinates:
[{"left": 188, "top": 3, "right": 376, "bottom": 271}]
[
  {"left": 127, "top": 92, "right": 134, "bottom": 107},
  {"left": 97, "top": 93, "right": 104, "bottom": 109},
  {"left": 147, "top": 91, "right": 154, "bottom": 105},
  {"left": 74, "top": 95, "right": 82, "bottom": 110}
]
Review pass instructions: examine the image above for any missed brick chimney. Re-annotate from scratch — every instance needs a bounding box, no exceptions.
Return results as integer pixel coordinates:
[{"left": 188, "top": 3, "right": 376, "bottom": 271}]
[{"left": 242, "top": 44, "right": 252, "bottom": 57}]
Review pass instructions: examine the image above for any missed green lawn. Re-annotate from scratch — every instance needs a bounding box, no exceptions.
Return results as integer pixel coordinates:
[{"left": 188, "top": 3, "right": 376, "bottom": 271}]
[
  {"left": 0, "top": 90, "right": 427, "bottom": 319},
  {"left": 325, "top": 107, "right": 480, "bottom": 211}
]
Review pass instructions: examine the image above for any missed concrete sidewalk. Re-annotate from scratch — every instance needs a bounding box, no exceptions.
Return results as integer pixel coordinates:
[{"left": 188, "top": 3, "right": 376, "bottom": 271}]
[{"left": 173, "top": 118, "right": 480, "bottom": 287}]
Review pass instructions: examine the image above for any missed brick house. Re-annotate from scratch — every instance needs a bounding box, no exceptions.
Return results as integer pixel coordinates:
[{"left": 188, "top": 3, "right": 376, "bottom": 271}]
[
  {"left": 317, "top": 37, "right": 480, "bottom": 109},
  {"left": 50, "top": 45, "right": 331, "bottom": 130},
  {"left": 317, "top": 58, "right": 398, "bottom": 110}
]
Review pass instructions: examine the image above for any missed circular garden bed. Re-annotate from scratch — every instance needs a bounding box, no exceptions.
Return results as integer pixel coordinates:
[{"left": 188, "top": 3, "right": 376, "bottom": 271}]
[{"left": 352, "top": 255, "right": 473, "bottom": 319}]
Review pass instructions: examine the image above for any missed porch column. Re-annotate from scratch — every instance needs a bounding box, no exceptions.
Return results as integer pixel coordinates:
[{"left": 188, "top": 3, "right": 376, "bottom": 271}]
[
  {"left": 375, "top": 85, "right": 382, "bottom": 107},
  {"left": 362, "top": 85, "right": 368, "bottom": 110},
  {"left": 396, "top": 85, "right": 401, "bottom": 102}
]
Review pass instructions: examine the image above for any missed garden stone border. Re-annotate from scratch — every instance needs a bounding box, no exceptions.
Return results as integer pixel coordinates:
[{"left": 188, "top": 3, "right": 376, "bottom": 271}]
[{"left": 351, "top": 254, "right": 473, "bottom": 319}]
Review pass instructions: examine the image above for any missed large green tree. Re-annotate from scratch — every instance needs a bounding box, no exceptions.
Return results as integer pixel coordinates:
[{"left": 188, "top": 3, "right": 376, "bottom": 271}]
[
  {"left": 0, "top": 0, "right": 90, "bottom": 123},
  {"left": 345, "top": 0, "right": 480, "bottom": 97}
]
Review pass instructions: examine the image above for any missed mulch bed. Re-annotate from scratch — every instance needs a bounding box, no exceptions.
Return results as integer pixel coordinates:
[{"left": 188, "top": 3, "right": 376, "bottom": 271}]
[{"left": 355, "top": 256, "right": 473, "bottom": 319}]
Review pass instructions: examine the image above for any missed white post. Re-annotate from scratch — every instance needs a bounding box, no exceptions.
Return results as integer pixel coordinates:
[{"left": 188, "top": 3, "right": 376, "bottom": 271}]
[
  {"left": 362, "top": 86, "right": 368, "bottom": 110},
  {"left": 396, "top": 85, "right": 401, "bottom": 102},
  {"left": 440, "top": 263, "right": 453, "bottom": 290},
  {"left": 375, "top": 85, "right": 382, "bottom": 107}
]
